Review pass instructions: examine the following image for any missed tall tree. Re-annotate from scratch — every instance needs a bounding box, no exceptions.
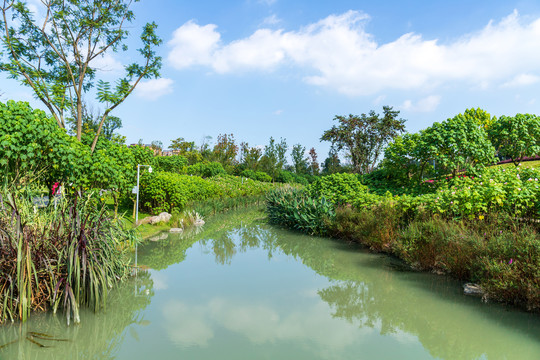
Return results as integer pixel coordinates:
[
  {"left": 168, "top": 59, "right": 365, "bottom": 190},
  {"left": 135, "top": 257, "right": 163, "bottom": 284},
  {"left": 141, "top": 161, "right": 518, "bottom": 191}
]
[
  {"left": 321, "top": 106, "right": 406, "bottom": 174},
  {"left": 212, "top": 133, "right": 238, "bottom": 167},
  {"left": 170, "top": 137, "right": 197, "bottom": 154},
  {"left": 322, "top": 145, "right": 341, "bottom": 175},
  {"left": 0, "top": 0, "right": 162, "bottom": 151},
  {"left": 240, "top": 142, "right": 262, "bottom": 170},
  {"left": 291, "top": 144, "right": 309, "bottom": 174},
  {"left": 308, "top": 147, "right": 320, "bottom": 175},
  {"left": 261, "top": 137, "right": 287, "bottom": 180}
]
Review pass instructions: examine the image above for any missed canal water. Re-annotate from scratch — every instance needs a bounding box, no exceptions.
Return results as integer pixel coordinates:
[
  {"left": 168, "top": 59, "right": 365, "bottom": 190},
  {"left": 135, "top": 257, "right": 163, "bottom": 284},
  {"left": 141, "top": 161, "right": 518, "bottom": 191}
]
[{"left": 1, "top": 209, "right": 539, "bottom": 359}]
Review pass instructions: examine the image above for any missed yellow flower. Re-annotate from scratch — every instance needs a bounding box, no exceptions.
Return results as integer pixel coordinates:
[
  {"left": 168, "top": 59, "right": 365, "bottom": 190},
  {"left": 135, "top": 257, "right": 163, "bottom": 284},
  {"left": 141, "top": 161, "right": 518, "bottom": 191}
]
[{"left": 479, "top": 215, "right": 484, "bottom": 220}]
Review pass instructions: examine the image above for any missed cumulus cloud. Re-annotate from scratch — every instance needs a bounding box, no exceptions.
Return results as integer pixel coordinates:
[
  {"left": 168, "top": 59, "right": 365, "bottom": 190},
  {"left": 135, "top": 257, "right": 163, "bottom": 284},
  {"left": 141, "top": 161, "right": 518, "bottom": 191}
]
[
  {"left": 168, "top": 10, "right": 540, "bottom": 96},
  {"left": 135, "top": 78, "right": 174, "bottom": 100},
  {"left": 400, "top": 95, "right": 441, "bottom": 112},
  {"left": 501, "top": 73, "right": 540, "bottom": 87}
]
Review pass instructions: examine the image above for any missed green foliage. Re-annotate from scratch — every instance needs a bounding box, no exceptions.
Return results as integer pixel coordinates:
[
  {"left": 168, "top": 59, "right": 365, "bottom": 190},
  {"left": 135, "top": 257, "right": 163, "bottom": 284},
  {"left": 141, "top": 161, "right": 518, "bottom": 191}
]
[
  {"left": 139, "top": 172, "right": 221, "bottom": 213},
  {"left": 266, "top": 188, "right": 335, "bottom": 235},
  {"left": 0, "top": 1, "right": 162, "bottom": 145},
  {"left": 423, "top": 112, "right": 497, "bottom": 177},
  {"left": 187, "top": 162, "right": 227, "bottom": 178},
  {"left": 211, "top": 134, "right": 238, "bottom": 167},
  {"left": 330, "top": 204, "right": 402, "bottom": 252},
  {"left": 129, "top": 145, "right": 155, "bottom": 168},
  {"left": 420, "top": 166, "right": 540, "bottom": 219},
  {"left": 305, "top": 173, "right": 369, "bottom": 205},
  {"left": 240, "top": 170, "right": 272, "bottom": 182},
  {"left": 155, "top": 155, "right": 188, "bottom": 173},
  {"left": 139, "top": 172, "right": 274, "bottom": 214},
  {"left": 0, "top": 191, "right": 136, "bottom": 324},
  {"left": 291, "top": 144, "right": 309, "bottom": 174},
  {"left": 321, "top": 106, "right": 406, "bottom": 174},
  {"left": 261, "top": 137, "right": 288, "bottom": 179},
  {"left": 477, "top": 227, "right": 540, "bottom": 310},
  {"left": 0, "top": 100, "right": 135, "bottom": 196},
  {"left": 489, "top": 113, "right": 540, "bottom": 166}
]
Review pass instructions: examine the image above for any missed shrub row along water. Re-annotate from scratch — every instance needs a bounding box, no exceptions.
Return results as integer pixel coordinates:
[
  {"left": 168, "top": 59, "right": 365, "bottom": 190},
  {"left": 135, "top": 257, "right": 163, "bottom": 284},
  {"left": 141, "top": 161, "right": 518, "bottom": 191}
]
[
  {"left": 139, "top": 172, "right": 277, "bottom": 214},
  {"left": 0, "top": 191, "right": 137, "bottom": 325},
  {"left": 266, "top": 171, "right": 540, "bottom": 311}
]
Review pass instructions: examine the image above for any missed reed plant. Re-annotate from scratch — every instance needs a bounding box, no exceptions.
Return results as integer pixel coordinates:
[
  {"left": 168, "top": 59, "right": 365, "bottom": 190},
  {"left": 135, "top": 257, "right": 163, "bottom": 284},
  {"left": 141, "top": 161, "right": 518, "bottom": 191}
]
[{"left": 0, "top": 190, "right": 137, "bottom": 325}]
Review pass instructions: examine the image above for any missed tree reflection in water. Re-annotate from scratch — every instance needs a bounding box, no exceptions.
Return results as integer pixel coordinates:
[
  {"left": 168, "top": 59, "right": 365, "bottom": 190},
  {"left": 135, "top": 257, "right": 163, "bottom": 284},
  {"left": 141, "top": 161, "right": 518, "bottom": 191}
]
[{"left": 140, "top": 208, "right": 540, "bottom": 360}]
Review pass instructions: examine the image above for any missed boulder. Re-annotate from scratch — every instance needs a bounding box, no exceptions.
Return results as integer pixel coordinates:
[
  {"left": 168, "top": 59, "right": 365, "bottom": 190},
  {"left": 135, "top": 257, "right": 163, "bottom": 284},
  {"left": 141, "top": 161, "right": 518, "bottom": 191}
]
[
  {"left": 150, "top": 212, "right": 172, "bottom": 224},
  {"left": 138, "top": 212, "right": 172, "bottom": 226},
  {"left": 464, "top": 283, "right": 483, "bottom": 297},
  {"left": 169, "top": 228, "right": 183, "bottom": 233}
]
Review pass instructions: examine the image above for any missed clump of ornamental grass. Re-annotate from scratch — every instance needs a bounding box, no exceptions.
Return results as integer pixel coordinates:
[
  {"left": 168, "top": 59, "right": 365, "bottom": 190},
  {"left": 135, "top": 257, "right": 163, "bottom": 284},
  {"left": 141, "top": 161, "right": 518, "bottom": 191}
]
[{"left": 0, "top": 190, "right": 137, "bottom": 325}]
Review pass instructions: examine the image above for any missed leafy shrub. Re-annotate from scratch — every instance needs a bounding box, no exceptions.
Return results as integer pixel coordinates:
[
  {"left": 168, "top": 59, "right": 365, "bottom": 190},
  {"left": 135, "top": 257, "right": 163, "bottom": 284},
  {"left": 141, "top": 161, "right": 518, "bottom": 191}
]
[
  {"left": 331, "top": 202, "right": 402, "bottom": 252},
  {"left": 266, "top": 188, "right": 335, "bottom": 235},
  {"left": 154, "top": 155, "right": 188, "bottom": 173},
  {"left": 420, "top": 166, "right": 540, "bottom": 219},
  {"left": 187, "top": 162, "right": 227, "bottom": 178},
  {"left": 139, "top": 172, "right": 222, "bottom": 213},
  {"left": 207, "top": 175, "right": 274, "bottom": 198},
  {"left": 306, "top": 173, "right": 369, "bottom": 205},
  {"left": 275, "top": 170, "right": 294, "bottom": 183},
  {"left": 240, "top": 169, "right": 272, "bottom": 183},
  {"left": 140, "top": 172, "right": 275, "bottom": 214}
]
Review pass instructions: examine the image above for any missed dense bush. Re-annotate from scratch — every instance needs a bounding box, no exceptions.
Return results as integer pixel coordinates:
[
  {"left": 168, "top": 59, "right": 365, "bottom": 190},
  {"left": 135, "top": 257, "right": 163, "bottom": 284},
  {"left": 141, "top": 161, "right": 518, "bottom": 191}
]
[
  {"left": 139, "top": 172, "right": 222, "bottom": 213},
  {"left": 240, "top": 169, "right": 272, "bottom": 182},
  {"left": 140, "top": 172, "right": 275, "bottom": 214},
  {"left": 154, "top": 155, "right": 188, "bottom": 173},
  {"left": 305, "top": 173, "right": 369, "bottom": 205},
  {"left": 186, "top": 162, "right": 227, "bottom": 178},
  {"left": 419, "top": 166, "right": 540, "bottom": 219},
  {"left": 0, "top": 191, "right": 136, "bottom": 324}
]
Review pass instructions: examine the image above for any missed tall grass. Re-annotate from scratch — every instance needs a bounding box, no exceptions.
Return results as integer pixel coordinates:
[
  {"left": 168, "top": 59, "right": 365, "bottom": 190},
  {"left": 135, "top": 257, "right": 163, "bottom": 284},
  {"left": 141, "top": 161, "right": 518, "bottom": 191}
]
[{"left": 0, "top": 191, "right": 137, "bottom": 325}]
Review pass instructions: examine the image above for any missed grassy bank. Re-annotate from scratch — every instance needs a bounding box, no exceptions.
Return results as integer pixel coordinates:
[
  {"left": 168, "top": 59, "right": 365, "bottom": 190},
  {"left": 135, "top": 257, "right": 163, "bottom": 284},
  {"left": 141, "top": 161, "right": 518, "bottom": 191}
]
[{"left": 266, "top": 171, "right": 540, "bottom": 312}]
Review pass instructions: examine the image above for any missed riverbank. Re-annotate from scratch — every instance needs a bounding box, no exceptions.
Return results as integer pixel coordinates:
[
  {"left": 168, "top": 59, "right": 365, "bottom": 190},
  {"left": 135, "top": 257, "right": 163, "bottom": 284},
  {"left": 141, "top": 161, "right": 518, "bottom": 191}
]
[
  {"left": 266, "top": 172, "right": 540, "bottom": 312},
  {"left": 126, "top": 195, "right": 268, "bottom": 240}
]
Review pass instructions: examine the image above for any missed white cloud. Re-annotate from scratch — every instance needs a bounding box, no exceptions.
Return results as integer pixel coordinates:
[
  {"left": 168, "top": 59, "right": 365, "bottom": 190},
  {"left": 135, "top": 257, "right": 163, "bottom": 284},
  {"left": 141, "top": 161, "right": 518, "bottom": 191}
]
[
  {"left": 167, "top": 21, "right": 221, "bottom": 68},
  {"left": 162, "top": 297, "right": 372, "bottom": 355},
  {"left": 92, "top": 53, "right": 124, "bottom": 73},
  {"left": 135, "top": 78, "right": 174, "bottom": 100},
  {"left": 168, "top": 10, "right": 540, "bottom": 96},
  {"left": 400, "top": 95, "right": 441, "bottom": 112},
  {"left": 262, "top": 14, "right": 281, "bottom": 26},
  {"left": 501, "top": 73, "right": 540, "bottom": 87},
  {"left": 273, "top": 109, "right": 283, "bottom": 115}
]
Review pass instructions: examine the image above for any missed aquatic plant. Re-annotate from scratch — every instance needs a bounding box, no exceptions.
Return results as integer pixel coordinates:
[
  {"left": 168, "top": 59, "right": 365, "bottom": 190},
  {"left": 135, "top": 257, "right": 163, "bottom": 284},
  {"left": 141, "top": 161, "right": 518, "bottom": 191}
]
[{"left": 0, "top": 191, "right": 136, "bottom": 325}]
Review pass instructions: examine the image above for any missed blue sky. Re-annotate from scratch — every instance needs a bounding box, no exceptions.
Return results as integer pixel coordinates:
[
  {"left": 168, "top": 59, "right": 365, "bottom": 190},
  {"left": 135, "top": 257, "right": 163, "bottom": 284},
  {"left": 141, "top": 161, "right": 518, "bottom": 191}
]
[{"left": 4, "top": 0, "right": 540, "bottom": 160}]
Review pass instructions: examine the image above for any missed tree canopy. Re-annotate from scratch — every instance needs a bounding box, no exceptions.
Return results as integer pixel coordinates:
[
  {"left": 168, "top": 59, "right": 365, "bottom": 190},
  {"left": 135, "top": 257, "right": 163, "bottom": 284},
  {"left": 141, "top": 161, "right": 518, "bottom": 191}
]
[
  {"left": 0, "top": 0, "right": 162, "bottom": 151},
  {"left": 321, "top": 106, "right": 406, "bottom": 174}
]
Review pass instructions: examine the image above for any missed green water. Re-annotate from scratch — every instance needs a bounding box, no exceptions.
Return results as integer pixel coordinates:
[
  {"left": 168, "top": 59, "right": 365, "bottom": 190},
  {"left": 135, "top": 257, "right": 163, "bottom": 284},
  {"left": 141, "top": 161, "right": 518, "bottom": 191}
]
[{"left": 1, "top": 209, "right": 539, "bottom": 359}]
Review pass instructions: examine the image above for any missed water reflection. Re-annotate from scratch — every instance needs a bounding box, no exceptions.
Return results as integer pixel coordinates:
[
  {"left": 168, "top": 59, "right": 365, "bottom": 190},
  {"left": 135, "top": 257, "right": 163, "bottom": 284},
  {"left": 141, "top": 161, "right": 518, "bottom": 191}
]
[
  {"left": 3, "top": 208, "right": 538, "bottom": 359},
  {"left": 0, "top": 271, "right": 154, "bottom": 359},
  {"left": 138, "top": 209, "right": 540, "bottom": 360}
]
